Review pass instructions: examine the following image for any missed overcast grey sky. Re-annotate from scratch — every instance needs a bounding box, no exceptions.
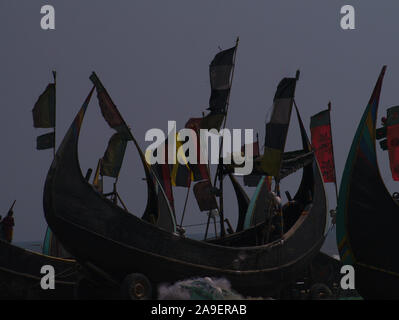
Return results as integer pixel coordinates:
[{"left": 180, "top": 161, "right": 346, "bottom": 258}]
[{"left": 1, "top": 1, "right": 398, "bottom": 248}]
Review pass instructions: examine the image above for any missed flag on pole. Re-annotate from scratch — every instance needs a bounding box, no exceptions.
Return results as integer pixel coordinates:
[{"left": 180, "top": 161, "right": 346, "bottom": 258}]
[
  {"left": 36, "top": 132, "right": 55, "bottom": 150},
  {"left": 90, "top": 72, "right": 132, "bottom": 140},
  {"left": 184, "top": 117, "right": 210, "bottom": 182},
  {"left": 100, "top": 133, "right": 128, "bottom": 178},
  {"left": 146, "top": 144, "right": 175, "bottom": 212},
  {"left": 170, "top": 134, "right": 194, "bottom": 187},
  {"left": 90, "top": 72, "right": 175, "bottom": 229},
  {"left": 201, "top": 44, "right": 238, "bottom": 131},
  {"left": 208, "top": 46, "right": 236, "bottom": 114},
  {"left": 32, "top": 84, "right": 55, "bottom": 128},
  {"left": 261, "top": 75, "right": 298, "bottom": 177},
  {"left": 310, "top": 107, "right": 336, "bottom": 183}
]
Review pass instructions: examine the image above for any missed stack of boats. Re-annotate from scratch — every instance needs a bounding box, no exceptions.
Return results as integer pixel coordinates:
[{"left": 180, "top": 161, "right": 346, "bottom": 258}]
[{"left": 1, "top": 41, "right": 396, "bottom": 300}]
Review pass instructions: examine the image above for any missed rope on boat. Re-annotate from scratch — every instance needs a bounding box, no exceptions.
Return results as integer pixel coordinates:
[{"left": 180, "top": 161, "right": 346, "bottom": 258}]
[{"left": 183, "top": 222, "right": 210, "bottom": 228}]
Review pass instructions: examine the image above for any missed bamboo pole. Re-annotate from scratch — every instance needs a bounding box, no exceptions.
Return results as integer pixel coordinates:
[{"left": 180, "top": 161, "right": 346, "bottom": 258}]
[
  {"left": 52, "top": 70, "right": 57, "bottom": 160},
  {"left": 204, "top": 212, "right": 211, "bottom": 240},
  {"left": 275, "top": 179, "right": 284, "bottom": 238},
  {"left": 328, "top": 101, "right": 339, "bottom": 205},
  {"left": 8, "top": 200, "right": 16, "bottom": 214},
  {"left": 269, "top": 71, "right": 300, "bottom": 239},
  {"left": 179, "top": 181, "right": 191, "bottom": 227},
  {"left": 218, "top": 165, "right": 225, "bottom": 237},
  {"left": 116, "top": 192, "right": 128, "bottom": 211},
  {"left": 206, "top": 37, "right": 240, "bottom": 239}
]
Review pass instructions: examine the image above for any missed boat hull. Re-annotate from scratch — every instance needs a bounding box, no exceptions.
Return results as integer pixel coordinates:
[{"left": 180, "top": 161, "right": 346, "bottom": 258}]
[
  {"left": 43, "top": 95, "right": 328, "bottom": 298},
  {"left": 0, "top": 240, "right": 76, "bottom": 299},
  {"left": 336, "top": 67, "right": 399, "bottom": 299}
]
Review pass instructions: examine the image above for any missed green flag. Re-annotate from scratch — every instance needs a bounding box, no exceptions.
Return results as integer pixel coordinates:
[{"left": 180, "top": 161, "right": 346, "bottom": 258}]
[
  {"left": 36, "top": 132, "right": 55, "bottom": 150},
  {"left": 32, "top": 84, "right": 55, "bottom": 128},
  {"left": 100, "top": 133, "right": 128, "bottom": 178}
]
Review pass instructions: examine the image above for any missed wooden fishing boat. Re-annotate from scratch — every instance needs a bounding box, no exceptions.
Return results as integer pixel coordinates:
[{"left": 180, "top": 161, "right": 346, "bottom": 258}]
[
  {"left": 336, "top": 66, "right": 399, "bottom": 299},
  {"left": 43, "top": 84, "right": 328, "bottom": 299},
  {"left": 210, "top": 117, "right": 338, "bottom": 299},
  {"left": 209, "top": 154, "right": 315, "bottom": 247},
  {"left": 0, "top": 239, "right": 76, "bottom": 299},
  {"left": 210, "top": 101, "right": 318, "bottom": 247}
]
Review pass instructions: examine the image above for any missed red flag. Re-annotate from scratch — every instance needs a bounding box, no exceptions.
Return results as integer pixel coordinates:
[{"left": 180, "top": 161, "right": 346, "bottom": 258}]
[
  {"left": 310, "top": 108, "right": 336, "bottom": 183},
  {"left": 185, "top": 117, "right": 210, "bottom": 181},
  {"left": 90, "top": 72, "right": 131, "bottom": 140},
  {"left": 148, "top": 143, "right": 175, "bottom": 211},
  {"left": 386, "top": 106, "right": 399, "bottom": 180}
]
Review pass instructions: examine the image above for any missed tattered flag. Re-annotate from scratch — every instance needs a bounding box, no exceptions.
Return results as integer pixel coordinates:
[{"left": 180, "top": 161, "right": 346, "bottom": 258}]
[
  {"left": 90, "top": 72, "right": 132, "bottom": 140},
  {"left": 261, "top": 76, "right": 297, "bottom": 177},
  {"left": 208, "top": 46, "right": 236, "bottom": 114}
]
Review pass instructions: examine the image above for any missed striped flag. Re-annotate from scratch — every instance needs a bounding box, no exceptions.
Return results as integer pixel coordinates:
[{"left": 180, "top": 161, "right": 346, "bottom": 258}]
[
  {"left": 201, "top": 44, "right": 238, "bottom": 131},
  {"left": 261, "top": 75, "right": 298, "bottom": 177},
  {"left": 208, "top": 46, "right": 236, "bottom": 114}
]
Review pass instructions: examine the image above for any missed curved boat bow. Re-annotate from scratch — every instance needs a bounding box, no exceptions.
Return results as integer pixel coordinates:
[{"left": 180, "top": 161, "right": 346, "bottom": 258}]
[
  {"left": 44, "top": 87, "right": 328, "bottom": 297},
  {"left": 336, "top": 66, "right": 399, "bottom": 299}
]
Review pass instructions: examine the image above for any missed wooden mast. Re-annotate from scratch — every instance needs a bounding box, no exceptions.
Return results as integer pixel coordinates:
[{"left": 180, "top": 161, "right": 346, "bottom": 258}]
[
  {"left": 328, "top": 101, "right": 339, "bottom": 204},
  {"left": 207, "top": 37, "right": 239, "bottom": 239},
  {"left": 275, "top": 70, "right": 300, "bottom": 238}
]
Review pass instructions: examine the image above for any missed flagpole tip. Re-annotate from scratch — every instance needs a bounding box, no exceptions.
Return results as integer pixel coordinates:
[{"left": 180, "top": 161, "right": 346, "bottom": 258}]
[
  {"left": 382, "top": 65, "right": 387, "bottom": 74},
  {"left": 295, "top": 70, "right": 300, "bottom": 80},
  {"left": 328, "top": 101, "right": 332, "bottom": 111}
]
